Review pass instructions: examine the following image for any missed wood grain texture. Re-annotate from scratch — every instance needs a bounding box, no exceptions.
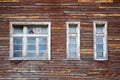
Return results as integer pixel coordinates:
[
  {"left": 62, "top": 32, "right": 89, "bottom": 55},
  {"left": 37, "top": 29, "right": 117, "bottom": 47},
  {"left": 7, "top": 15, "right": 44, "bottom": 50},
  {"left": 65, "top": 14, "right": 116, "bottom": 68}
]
[
  {"left": 0, "top": 0, "right": 120, "bottom": 80},
  {"left": 0, "top": 0, "right": 20, "bottom": 2}
]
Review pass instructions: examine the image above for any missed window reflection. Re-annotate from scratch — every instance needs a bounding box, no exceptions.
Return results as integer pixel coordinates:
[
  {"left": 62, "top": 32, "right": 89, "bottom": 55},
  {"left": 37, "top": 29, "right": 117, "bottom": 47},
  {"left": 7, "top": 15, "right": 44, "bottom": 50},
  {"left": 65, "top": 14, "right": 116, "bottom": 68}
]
[
  {"left": 69, "top": 52, "right": 76, "bottom": 58},
  {"left": 13, "top": 51, "right": 22, "bottom": 57},
  {"left": 97, "top": 52, "right": 103, "bottom": 57},
  {"left": 27, "top": 37, "right": 36, "bottom": 44},
  {"left": 40, "top": 27, "right": 48, "bottom": 34},
  {"left": 27, "top": 27, "right": 34, "bottom": 34},
  {"left": 27, "top": 52, "right": 35, "bottom": 58},
  {"left": 27, "top": 26, "right": 48, "bottom": 34},
  {"left": 69, "top": 44, "right": 76, "bottom": 52},
  {"left": 13, "top": 26, "right": 23, "bottom": 34},
  {"left": 96, "top": 44, "right": 103, "bottom": 51},
  {"left": 69, "top": 26, "right": 77, "bottom": 33},
  {"left": 14, "top": 37, "right": 22, "bottom": 44},
  {"left": 96, "top": 37, "right": 103, "bottom": 44},
  {"left": 39, "top": 37, "right": 47, "bottom": 44},
  {"left": 39, "top": 51, "right": 47, "bottom": 58},
  {"left": 69, "top": 37, "right": 76, "bottom": 44}
]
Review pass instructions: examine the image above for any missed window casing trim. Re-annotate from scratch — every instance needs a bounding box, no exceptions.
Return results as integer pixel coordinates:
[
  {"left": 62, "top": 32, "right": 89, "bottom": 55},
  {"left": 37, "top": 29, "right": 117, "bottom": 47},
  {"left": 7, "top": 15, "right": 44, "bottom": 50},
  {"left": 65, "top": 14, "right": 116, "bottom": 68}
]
[
  {"left": 10, "top": 22, "right": 51, "bottom": 60},
  {"left": 66, "top": 22, "right": 80, "bottom": 60},
  {"left": 93, "top": 21, "right": 108, "bottom": 60}
]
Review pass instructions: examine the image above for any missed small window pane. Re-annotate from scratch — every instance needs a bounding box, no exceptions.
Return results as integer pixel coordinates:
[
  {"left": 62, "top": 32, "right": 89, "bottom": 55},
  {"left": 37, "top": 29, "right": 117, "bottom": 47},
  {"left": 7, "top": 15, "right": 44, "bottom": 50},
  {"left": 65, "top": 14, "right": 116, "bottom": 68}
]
[
  {"left": 39, "top": 52, "right": 47, "bottom": 58},
  {"left": 27, "top": 27, "right": 34, "bottom": 34},
  {"left": 14, "top": 45, "right": 22, "bottom": 50},
  {"left": 13, "top": 26, "right": 23, "bottom": 34},
  {"left": 13, "top": 37, "right": 22, "bottom": 44},
  {"left": 96, "top": 37, "right": 103, "bottom": 44},
  {"left": 69, "top": 26, "right": 77, "bottom": 33},
  {"left": 27, "top": 52, "right": 35, "bottom": 58},
  {"left": 27, "top": 26, "right": 48, "bottom": 34},
  {"left": 39, "top": 53, "right": 44, "bottom": 58},
  {"left": 69, "top": 37, "right": 76, "bottom": 44},
  {"left": 27, "top": 45, "right": 36, "bottom": 51},
  {"left": 40, "top": 27, "right": 48, "bottom": 34},
  {"left": 39, "top": 37, "right": 47, "bottom": 44},
  {"left": 27, "top": 37, "right": 36, "bottom": 44},
  {"left": 39, "top": 45, "right": 47, "bottom": 50},
  {"left": 13, "top": 51, "right": 22, "bottom": 57},
  {"left": 69, "top": 52, "right": 76, "bottom": 58},
  {"left": 69, "top": 44, "right": 76, "bottom": 52},
  {"left": 96, "top": 24, "right": 105, "bottom": 27},
  {"left": 97, "top": 52, "right": 103, "bottom": 57},
  {"left": 96, "top": 26, "right": 104, "bottom": 33},
  {"left": 96, "top": 44, "right": 103, "bottom": 51},
  {"left": 69, "top": 24, "right": 77, "bottom": 33}
]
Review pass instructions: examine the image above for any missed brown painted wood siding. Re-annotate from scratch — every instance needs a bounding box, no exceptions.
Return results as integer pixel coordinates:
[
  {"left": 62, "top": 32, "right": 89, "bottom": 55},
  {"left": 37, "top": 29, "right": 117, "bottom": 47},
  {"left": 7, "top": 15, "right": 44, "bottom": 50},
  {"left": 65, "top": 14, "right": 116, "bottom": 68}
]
[{"left": 0, "top": 0, "right": 120, "bottom": 80}]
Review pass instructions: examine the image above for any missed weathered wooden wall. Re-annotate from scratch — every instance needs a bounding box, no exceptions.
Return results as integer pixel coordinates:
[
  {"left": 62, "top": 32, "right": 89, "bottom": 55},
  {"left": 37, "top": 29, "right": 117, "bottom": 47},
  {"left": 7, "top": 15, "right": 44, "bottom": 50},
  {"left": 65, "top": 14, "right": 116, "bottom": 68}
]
[{"left": 0, "top": 0, "right": 120, "bottom": 80}]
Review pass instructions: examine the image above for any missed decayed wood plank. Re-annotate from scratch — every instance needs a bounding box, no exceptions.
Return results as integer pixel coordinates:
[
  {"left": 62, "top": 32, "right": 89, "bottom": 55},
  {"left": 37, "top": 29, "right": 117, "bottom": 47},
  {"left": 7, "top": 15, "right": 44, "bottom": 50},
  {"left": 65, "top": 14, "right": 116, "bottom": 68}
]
[
  {"left": 78, "top": 0, "right": 113, "bottom": 3},
  {"left": 87, "top": 13, "right": 120, "bottom": 17},
  {"left": 0, "top": 0, "right": 20, "bottom": 2}
]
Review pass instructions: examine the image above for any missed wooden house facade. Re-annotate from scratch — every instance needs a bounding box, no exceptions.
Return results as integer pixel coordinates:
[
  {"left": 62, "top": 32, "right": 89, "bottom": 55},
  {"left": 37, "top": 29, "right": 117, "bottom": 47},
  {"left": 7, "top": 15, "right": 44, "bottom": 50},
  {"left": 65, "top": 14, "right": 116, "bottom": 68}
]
[{"left": 0, "top": 0, "right": 120, "bottom": 80}]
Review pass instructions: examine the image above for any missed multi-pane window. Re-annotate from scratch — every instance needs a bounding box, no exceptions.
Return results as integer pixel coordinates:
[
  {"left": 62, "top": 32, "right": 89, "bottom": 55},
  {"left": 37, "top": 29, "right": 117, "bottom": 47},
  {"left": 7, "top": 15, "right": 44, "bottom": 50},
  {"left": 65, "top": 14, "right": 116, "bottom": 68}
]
[
  {"left": 94, "top": 21, "right": 108, "bottom": 60},
  {"left": 10, "top": 22, "right": 51, "bottom": 60},
  {"left": 66, "top": 22, "right": 80, "bottom": 60}
]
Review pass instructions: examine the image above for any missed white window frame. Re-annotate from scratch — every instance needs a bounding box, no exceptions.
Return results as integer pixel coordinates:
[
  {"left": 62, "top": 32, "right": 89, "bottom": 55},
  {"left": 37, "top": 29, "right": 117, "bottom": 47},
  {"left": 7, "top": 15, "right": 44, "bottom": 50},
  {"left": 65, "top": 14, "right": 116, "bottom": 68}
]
[
  {"left": 10, "top": 22, "right": 51, "bottom": 60},
  {"left": 66, "top": 22, "right": 80, "bottom": 60},
  {"left": 93, "top": 21, "right": 108, "bottom": 60}
]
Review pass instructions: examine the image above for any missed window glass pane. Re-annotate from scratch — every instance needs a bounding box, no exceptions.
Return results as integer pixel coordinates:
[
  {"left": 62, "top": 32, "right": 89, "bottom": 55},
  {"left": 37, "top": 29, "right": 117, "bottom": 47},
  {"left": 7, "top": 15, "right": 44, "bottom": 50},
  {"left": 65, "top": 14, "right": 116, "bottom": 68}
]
[
  {"left": 96, "top": 24, "right": 105, "bottom": 27},
  {"left": 69, "top": 52, "right": 76, "bottom": 58},
  {"left": 69, "top": 37, "right": 76, "bottom": 44},
  {"left": 39, "top": 53, "right": 44, "bottom": 58},
  {"left": 13, "top": 26, "right": 23, "bottom": 34},
  {"left": 27, "top": 27, "right": 34, "bottom": 34},
  {"left": 69, "top": 26, "right": 77, "bottom": 33},
  {"left": 27, "top": 38, "right": 36, "bottom": 52},
  {"left": 39, "top": 45, "right": 47, "bottom": 50},
  {"left": 69, "top": 24, "right": 78, "bottom": 33},
  {"left": 39, "top": 37, "right": 47, "bottom": 54},
  {"left": 39, "top": 52, "right": 47, "bottom": 58},
  {"left": 13, "top": 51, "right": 22, "bottom": 57},
  {"left": 27, "top": 37, "right": 36, "bottom": 44},
  {"left": 96, "top": 37, "right": 103, "bottom": 44},
  {"left": 96, "top": 44, "right": 103, "bottom": 51},
  {"left": 13, "top": 37, "right": 22, "bottom": 45},
  {"left": 14, "top": 45, "right": 22, "bottom": 50},
  {"left": 69, "top": 44, "right": 76, "bottom": 52},
  {"left": 27, "top": 26, "right": 48, "bottom": 34},
  {"left": 39, "top": 27, "right": 48, "bottom": 34},
  {"left": 39, "top": 37, "right": 47, "bottom": 44},
  {"left": 97, "top": 52, "right": 103, "bottom": 57},
  {"left": 27, "top": 52, "right": 35, "bottom": 58},
  {"left": 96, "top": 26, "right": 104, "bottom": 33},
  {"left": 27, "top": 45, "right": 36, "bottom": 51}
]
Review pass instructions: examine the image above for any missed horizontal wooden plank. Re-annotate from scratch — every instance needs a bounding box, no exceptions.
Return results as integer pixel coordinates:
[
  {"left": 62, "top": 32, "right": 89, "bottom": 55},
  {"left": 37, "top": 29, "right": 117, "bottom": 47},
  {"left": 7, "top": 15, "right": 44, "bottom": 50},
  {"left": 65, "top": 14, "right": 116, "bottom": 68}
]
[
  {"left": 78, "top": 0, "right": 113, "bottom": 3},
  {"left": 0, "top": 0, "right": 20, "bottom": 2}
]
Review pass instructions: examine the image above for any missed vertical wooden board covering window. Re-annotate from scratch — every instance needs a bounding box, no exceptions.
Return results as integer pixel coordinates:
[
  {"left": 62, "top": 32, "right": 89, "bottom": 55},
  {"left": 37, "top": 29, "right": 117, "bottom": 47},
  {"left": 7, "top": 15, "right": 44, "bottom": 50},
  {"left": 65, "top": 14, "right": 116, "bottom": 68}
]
[
  {"left": 66, "top": 22, "right": 80, "bottom": 60},
  {"left": 93, "top": 21, "right": 108, "bottom": 60},
  {"left": 10, "top": 22, "right": 51, "bottom": 60}
]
